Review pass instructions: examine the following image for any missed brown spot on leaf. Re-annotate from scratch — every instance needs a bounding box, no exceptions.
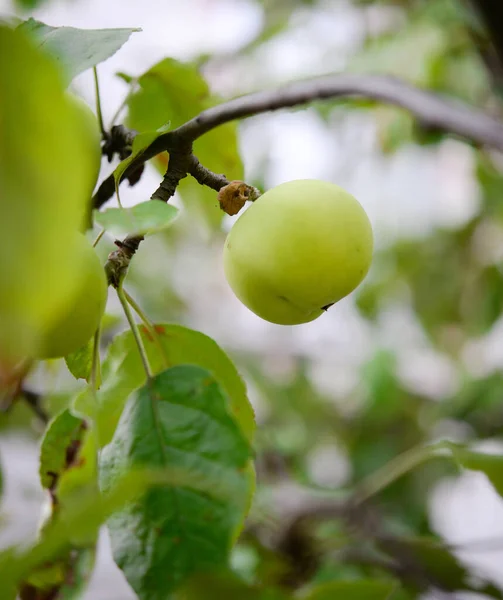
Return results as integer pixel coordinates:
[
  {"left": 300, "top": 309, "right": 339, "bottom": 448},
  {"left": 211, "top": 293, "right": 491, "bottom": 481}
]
[{"left": 140, "top": 325, "right": 154, "bottom": 342}]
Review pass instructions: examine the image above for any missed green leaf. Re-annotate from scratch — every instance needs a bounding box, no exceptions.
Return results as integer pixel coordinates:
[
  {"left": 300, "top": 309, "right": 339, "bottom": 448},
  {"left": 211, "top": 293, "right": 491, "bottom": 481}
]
[
  {"left": 126, "top": 57, "right": 243, "bottom": 230},
  {"left": 2, "top": 466, "right": 251, "bottom": 597},
  {"left": 116, "top": 71, "right": 134, "bottom": 84},
  {"left": 379, "top": 536, "right": 503, "bottom": 598},
  {"left": 349, "top": 19, "right": 446, "bottom": 86},
  {"left": 0, "top": 469, "right": 182, "bottom": 593},
  {"left": 15, "top": 0, "right": 41, "bottom": 9},
  {"left": 74, "top": 324, "right": 255, "bottom": 448},
  {"left": 0, "top": 26, "right": 100, "bottom": 360},
  {"left": 29, "top": 410, "right": 99, "bottom": 598},
  {"left": 17, "top": 19, "right": 140, "bottom": 83},
  {"left": 175, "top": 570, "right": 289, "bottom": 599},
  {"left": 449, "top": 445, "right": 503, "bottom": 499},
  {"left": 111, "top": 129, "right": 166, "bottom": 193},
  {"left": 65, "top": 339, "right": 94, "bottom": 382},
  {"left": 94, "top": 200, "right": 178, "bottom": 237},
  {"left": 57, "top": 548, "right": 96, "bottom": 600},
  {"left": 175, "top": 119, "right": 243, "bottom": 230},
  {"left": 300, "top": 580, "right": 397, "bottom": 600},
  {"left": 127, "top": 58, "right": 209, "bottom": 132},
  {"left": 100, "top": 365, "right": 252, "bottom": 600},
  {"left": 39, "top": 409, "right": 99, "bottom": 547},
  {"left": 39, "top": 409, "right": 85, "bottom": 490},
  {"left": 20, "top": 546, "right": 96, "bottom": 600}
]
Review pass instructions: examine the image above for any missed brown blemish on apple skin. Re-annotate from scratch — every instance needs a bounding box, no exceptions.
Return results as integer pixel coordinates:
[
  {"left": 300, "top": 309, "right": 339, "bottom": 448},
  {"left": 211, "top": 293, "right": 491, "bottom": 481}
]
[{"left": 321, "top": 303, "right": 334, "bottom": 311}]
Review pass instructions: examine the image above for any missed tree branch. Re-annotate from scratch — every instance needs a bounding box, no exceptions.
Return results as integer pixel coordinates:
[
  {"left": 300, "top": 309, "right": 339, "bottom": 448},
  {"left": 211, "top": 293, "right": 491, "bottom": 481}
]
[
  {"left": 93, "top": 73, "right": 503, "bottom": 209},
  {"left": 22, "top": 389, "right": 49, "bottom": 424},
  {"left": 188, "top": 154, "right": 230, "bottom": 191},
  {"left": 151, "top": 144, "right": 192, "bottom": 202},
  {"left": 175, "top": 73, "right": 503, "bottom": 147}
]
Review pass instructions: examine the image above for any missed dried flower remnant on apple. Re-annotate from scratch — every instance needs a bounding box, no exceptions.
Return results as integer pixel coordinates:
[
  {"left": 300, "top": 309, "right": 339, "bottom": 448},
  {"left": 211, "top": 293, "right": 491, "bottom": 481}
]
[
  {"left": 223, "top": 179, "right": 373, "bottom": 325},
  {"left": 218, "top": 180, "right": 261, "bottom": 216}
]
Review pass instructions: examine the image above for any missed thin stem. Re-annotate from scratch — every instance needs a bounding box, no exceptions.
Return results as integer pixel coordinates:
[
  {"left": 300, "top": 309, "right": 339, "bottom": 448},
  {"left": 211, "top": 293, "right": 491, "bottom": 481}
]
[
  {"left": 117, "top": 283, "right": 153, "bottom": 379},
  {"left": 90, "top": 326, "right": 101, "bottom": 392},
  {"left": 115, "top": 184, "right": 123, "bottom": 209},
  {"left": 93, "top": 67, "right": 106, "bottom": 138},
  {"left": 123, "top": 289, "right": 153, "bottom": 329},
  {"left": 22, "top": 390, "right": 49, "bottom": 424},
  {"left": 92, "top": 229, "right": 106, "bottom": 248},
  {"left": 123, "top": 289, "right": 169, "bottom": 369},
  {"left": 109, "top": 78, "right": 138, "bottom": 129},
  {"left": 354, "top": 442, "right": 448, "bottom": 505}
]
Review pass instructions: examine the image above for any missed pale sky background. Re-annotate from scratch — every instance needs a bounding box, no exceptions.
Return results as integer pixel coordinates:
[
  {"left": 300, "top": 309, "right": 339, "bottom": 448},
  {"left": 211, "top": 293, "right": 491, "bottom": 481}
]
[{"left": 1, "top": 1, "right": 503, "bottom": 598}]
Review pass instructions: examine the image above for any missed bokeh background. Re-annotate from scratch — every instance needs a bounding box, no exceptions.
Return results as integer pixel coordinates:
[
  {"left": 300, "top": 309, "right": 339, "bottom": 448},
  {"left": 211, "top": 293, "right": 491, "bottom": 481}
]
[{"left": 2, "top": 0, "right": 503, "bottom": 598}]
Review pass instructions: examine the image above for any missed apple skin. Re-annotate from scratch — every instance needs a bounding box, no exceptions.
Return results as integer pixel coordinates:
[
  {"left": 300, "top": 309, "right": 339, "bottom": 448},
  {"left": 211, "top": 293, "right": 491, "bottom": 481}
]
[
  {"left": 223, "top": 179, "right": 373, "bottom": 325},
  {"left": 35, "top": 234, "right": 108, "bottom": 359}
]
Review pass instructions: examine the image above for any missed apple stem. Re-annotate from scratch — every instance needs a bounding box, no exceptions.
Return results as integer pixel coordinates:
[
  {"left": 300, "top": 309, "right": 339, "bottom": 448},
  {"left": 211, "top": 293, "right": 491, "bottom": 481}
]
[
  {"left": 117, "top": 282, "right": 153, "bottom": 379},
  {"left": 92, "top": 229, "right": 106, "bottom": 248},
  {"left": 90, "top": 325, "right": 101, "bottom": 392},
  {"left": 93, "top": 66, "right": 106, "bottom": 139},
  {"left": 123, "top": 289, "right": 169, "bottom": 369}
]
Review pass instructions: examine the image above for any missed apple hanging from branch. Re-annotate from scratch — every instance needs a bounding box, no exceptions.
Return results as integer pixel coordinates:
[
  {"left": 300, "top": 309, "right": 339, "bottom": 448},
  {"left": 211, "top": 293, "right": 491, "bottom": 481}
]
[{"left": 223, "top": 179, "right": 373, "bottom": 325}]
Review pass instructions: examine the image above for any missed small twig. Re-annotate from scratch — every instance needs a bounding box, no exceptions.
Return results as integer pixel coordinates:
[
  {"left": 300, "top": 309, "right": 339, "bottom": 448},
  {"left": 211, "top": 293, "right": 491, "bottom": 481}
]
[
  {"left": 123, "top": 289, "right": 170, "bottom": 369},
  {"left": 90, "top": 326, "right": 101, "bottom": 392},
  {"left": 188, "top": 154, "right": 230, "bottom": 191},
  {"left": 109, "top": 78, "right": 138, "bottom": 129},
  {"left": 354, "top": 442, "right": 448, "bottom": 506},
  {"left": 150, "top": 143, "right": 193, "bottom": 202},
  {"left": 102, "top": 125, "right": 138, "bottom": 163},
  {"left": 93, "top": 67, "right": 106, "bottom": 139},
  {"left": 92, "top": 229, "right": 106, "bottom": 248},
  {"left": 105, "top": 235, "right": 143, "bottom": 288},
  {"left": 22, "top": 389, "right": 49, "bottom": 424},
  {"left": 117, "top": 283, "right": 153, "bottom": 379}
]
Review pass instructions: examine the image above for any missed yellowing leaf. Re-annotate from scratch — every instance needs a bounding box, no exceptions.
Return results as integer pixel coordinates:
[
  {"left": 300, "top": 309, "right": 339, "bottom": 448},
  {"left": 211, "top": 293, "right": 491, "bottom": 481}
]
[{"left": 126, "top": 58, "right": 243, "bottom": 230}]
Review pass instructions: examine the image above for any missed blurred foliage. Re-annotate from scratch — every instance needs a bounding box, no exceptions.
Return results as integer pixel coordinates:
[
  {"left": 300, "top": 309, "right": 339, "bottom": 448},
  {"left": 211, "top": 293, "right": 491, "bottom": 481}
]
[
  {"left": 4, "top": 0, "right": 503, "bottom": 599},
  {"left": 125, "top": 57, "right": 244, "bottom": 231}
]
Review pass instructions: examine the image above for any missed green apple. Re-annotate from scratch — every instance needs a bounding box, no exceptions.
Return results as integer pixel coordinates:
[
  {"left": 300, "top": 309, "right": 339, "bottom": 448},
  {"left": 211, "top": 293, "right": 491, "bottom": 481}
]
[
  {"left": 35, "top": 234, "right": 108, "bottom": 359},
  {"left": 0, "top": 27, "right": 103, "bottom": 366},
  {"left": 223, "top": 179, "right": 373, "bottom": 325}
]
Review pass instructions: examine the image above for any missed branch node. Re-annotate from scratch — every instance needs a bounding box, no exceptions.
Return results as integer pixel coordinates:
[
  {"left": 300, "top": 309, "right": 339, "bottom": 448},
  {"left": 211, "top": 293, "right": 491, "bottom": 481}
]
[
  {"left": 151, "top": 146, "right": 192, "bottom": 202},
  {"left": 105, "top": 234, "right": 143, "bottom": 288}
]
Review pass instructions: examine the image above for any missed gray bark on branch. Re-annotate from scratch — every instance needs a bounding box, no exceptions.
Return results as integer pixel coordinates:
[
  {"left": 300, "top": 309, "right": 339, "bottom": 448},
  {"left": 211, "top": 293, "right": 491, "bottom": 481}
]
[
  {"left": 93, "top": 73, "right": 503, "bottom": 209},
  {"left": 175, "top": 73, "right": 503, "bottom": 148}
]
